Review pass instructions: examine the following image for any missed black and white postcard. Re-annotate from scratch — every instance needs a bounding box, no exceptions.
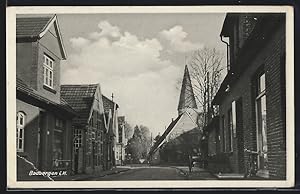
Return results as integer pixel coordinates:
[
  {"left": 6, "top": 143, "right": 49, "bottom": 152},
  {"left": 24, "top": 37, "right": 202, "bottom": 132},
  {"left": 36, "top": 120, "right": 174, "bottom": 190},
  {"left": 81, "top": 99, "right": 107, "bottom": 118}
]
[{"left": 6, "top": 6, "right": 295, "bottom": 189}]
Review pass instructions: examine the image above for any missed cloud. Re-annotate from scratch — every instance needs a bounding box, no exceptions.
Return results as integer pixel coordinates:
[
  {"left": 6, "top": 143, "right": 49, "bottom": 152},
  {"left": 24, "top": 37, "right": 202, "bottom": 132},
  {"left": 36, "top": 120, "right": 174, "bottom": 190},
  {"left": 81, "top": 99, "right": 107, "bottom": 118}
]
[
  {"left": 69, "top": 37, "right": 91, "bottom": 50},
  {"left": 61, "top": 21, "right": 182, "bottom": 134},
  {"left": 89, "top": 20, "right": 121, "bottom": 39},
  {"left": 160, "top": 25, "right": 203, "bottom": 53}
]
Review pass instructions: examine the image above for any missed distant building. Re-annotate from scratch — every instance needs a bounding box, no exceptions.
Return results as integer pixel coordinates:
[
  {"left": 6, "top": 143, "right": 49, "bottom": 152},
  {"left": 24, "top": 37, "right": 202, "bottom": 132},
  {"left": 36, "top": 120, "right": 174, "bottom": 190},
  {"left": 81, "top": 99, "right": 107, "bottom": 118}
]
[
  {"left": 148, "top": 65, "right": 203, "bottom": 165},
  {"left": 116, "top": 116, "right": 126, "bottom": 165},
  {"left": 16, "top": 15, "right": 77, "bottom": 180},
  {"left": 60, "top": 84, "right": 107, "bottom": 174},
  {"left": 206, "top": 13, "right": 286, "bottom": 179},
  {"left": 102, "top": 95, "right": 120, "bottom": 169}
]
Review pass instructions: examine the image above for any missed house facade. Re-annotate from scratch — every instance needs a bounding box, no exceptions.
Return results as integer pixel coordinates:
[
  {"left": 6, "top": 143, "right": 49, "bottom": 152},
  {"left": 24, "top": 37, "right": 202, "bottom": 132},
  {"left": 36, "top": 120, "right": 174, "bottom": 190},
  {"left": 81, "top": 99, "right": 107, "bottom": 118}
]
[
  {"left": 115, "top": 116, "right": 126, "bottom": 165},
  {"left": 102, "top": 95, "right": 120, "bottom": 169},
  {"left": 61, "top": 84, "right": 108, "bottom": 174},
  {"left": 207, "top": 13, "right": 286, "bottom": 179},
  {"left": 16, "top": 15, "right": 77, "bottom": 180}
]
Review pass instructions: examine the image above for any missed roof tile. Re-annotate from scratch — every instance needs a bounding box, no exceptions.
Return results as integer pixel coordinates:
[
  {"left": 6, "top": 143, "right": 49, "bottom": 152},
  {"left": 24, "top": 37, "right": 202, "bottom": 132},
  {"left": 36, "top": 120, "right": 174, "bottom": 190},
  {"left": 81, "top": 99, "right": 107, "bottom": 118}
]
[
  {"left": 61, "top": 84, "right": 99, "bottom": 125},
  {"left": 16, "top": 77, "right": 76, "bottom": 115},
  {"left": 16, "top": 16, "right": 53, "bottom": 38}
]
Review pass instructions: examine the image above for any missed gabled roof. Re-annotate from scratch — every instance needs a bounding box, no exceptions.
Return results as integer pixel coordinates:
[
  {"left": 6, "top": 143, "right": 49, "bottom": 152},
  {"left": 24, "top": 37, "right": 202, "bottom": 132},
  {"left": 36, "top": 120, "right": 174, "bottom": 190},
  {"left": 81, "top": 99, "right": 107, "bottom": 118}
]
[
  {"left": 60, "top": 84, "right": 99, "bottom": 125},
  {"left": 16, "top": 78, "right": 77, "bottom": 116},
  {"left": 17, "top": 16, "right": 52, "bottom": 38},
  {"left": 102, "top": 95, "right": 119, "bottom": 112},
  {"left": 178, "top": 65, "right": 197, "bottom": 112},
  {"left": 16, "top": 15, "right": 67, "bottom": 59},
  {"left": 148, "top": 114, "right": 182, "bottom": 155}
]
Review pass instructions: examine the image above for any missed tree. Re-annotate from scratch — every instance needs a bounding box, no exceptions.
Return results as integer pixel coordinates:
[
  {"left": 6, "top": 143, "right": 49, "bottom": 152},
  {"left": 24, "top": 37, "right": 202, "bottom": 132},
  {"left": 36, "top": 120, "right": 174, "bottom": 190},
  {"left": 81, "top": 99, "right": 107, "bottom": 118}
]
[
  {"left": 187, "top": 47, "right": 225, "bottom": 127},
  {"left": 125, "top": 125, "right": 153, "bottom": 163},
  {"left": 139, "top": 125, "right": 152, "bottom": 157},
  {"left": 124, "top": 122, "right": 133, "bottom": 139}
]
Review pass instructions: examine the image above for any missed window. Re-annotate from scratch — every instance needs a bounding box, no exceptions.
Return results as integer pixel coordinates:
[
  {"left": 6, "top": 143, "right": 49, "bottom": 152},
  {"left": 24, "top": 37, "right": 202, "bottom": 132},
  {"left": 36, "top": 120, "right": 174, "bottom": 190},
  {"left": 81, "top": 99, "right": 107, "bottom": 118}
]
[
  {"left": 116, "top": 151, "right": 119, "bottom": 160},
  {"left": 228, "top": 109, "right": 233, "bottom": 152},
  {"left": 74, "top": 129, "right": 83, "bottom": 150},
  {"left": 16, "top": 112, "right": 25, "bottom": 152},
  {"left": 255, "top": 71, "right": 268, "bottom": 172},
  {"left": 43, "top": 54, "right": 54, "bottom": 88}
]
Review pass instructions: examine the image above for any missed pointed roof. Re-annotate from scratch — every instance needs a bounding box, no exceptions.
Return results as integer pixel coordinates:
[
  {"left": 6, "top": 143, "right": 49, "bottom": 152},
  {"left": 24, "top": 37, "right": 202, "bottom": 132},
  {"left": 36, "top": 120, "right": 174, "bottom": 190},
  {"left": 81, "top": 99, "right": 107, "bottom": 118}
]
[
  {"left": 177, "top": 65, "right": 197, "bottom": 112},
  {"left": 102, "top": 95, "right": 119, "bottom": 112},
  {"left": 16, "top": 15, "right": 67, "bottom": 59}
]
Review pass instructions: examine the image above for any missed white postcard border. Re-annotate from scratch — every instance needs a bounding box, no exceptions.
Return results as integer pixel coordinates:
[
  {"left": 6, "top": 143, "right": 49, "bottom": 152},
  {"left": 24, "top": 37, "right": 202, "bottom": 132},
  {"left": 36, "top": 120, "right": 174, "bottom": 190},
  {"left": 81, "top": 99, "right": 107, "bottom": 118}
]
[{"left": 6, "top": 5, "right": 295, "bottom": 189}]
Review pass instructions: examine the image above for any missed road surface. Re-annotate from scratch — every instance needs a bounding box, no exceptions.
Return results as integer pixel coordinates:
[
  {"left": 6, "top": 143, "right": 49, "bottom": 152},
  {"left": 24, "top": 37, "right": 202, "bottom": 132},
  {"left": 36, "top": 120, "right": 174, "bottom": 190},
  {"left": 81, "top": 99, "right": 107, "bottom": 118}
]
[{"left": 88, "top": 166, "right": 187, "bottom": 180}]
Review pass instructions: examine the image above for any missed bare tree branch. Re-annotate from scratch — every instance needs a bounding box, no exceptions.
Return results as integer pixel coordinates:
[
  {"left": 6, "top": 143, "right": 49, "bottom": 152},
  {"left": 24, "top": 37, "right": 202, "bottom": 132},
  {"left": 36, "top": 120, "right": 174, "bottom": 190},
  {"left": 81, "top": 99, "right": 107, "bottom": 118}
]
[{"left": 185, "top": 47, "right": 225, "bottom": 127}]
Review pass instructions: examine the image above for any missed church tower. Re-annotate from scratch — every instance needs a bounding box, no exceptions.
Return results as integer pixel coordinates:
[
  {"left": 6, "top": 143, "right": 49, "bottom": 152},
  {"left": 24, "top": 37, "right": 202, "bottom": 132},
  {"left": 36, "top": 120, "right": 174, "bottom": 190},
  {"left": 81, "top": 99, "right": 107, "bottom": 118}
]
[{"left": 177, "top": 65, "right": 198, "bottom": 115}]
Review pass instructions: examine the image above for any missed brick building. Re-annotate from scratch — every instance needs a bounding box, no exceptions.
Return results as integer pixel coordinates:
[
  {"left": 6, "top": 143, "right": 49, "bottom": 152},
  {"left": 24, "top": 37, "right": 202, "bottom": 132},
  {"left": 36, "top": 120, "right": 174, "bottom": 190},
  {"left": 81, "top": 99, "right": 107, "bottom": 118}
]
[
  {"left": 16, "top": 15, "right": 77, "bottom": 180},
  {"left": 206, "top": 13, "right": 286, "bottom": 179},
  {"left": 60, "top": 84, "right": 108, "bottom": 174},
  {"left": 102, "top": 95, "right": 120, "bottom": 169}
]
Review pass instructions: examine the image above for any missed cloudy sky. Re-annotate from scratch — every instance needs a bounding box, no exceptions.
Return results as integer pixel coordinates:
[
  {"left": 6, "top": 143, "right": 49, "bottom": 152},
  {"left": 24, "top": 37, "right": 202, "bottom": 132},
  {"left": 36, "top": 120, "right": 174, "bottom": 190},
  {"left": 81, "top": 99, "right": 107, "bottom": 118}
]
[{"left": 57, "top": 13, "right": 226, "bottom": 136}]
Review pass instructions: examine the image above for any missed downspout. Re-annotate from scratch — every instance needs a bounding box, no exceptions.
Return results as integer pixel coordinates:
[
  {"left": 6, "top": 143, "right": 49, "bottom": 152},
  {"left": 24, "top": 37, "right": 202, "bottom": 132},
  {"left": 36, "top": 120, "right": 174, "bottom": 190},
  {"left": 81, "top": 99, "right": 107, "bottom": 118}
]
[{"left": 220, "top": 35, "right": 230, "bottom": 72}]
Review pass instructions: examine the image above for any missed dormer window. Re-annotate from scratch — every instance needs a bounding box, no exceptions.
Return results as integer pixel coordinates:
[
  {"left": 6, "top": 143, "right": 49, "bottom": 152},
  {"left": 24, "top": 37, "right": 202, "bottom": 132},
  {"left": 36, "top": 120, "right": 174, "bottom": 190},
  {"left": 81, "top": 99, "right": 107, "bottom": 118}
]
[{"left": 43, "top": 54, "right": 54, "bottom": 88}]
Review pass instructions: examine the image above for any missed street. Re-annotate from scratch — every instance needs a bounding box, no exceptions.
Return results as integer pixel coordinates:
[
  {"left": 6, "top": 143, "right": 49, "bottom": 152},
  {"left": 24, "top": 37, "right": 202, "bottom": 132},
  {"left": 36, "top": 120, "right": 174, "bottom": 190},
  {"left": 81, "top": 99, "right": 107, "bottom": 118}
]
[{"left": 88, "top": 166, "right": 187, "bottom": 180}]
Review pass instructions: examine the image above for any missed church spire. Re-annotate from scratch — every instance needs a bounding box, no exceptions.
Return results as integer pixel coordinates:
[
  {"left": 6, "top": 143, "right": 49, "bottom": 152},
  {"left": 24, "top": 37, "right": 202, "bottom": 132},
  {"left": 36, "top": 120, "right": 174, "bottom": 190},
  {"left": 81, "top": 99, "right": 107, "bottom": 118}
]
[{"left": 177, "top": 65, "right": 197, "bottom": 115}]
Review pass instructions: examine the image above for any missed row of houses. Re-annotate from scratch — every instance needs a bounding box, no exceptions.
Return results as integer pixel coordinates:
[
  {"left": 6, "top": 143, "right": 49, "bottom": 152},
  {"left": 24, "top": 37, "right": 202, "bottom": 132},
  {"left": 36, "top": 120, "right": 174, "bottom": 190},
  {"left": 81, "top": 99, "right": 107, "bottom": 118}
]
[
  {"left": 16, "top": 15, "right": 126, "bottom": 180},
  {"left": 149, "top": 13, "right": 286, "bottom": 180}
]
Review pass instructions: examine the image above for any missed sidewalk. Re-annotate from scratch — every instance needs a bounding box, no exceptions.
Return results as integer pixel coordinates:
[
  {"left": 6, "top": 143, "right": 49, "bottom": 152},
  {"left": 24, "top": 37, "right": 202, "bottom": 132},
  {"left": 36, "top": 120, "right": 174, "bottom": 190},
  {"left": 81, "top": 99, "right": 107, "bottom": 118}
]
[
  {"left": 173, "top": 166, "right": 218, "bottom": 180},
  {"left": 52, "top": 167, "right": 130, "bottom": 181},
  {"left": 174, "top": 166, "right": 267, "bottom": 180}
]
